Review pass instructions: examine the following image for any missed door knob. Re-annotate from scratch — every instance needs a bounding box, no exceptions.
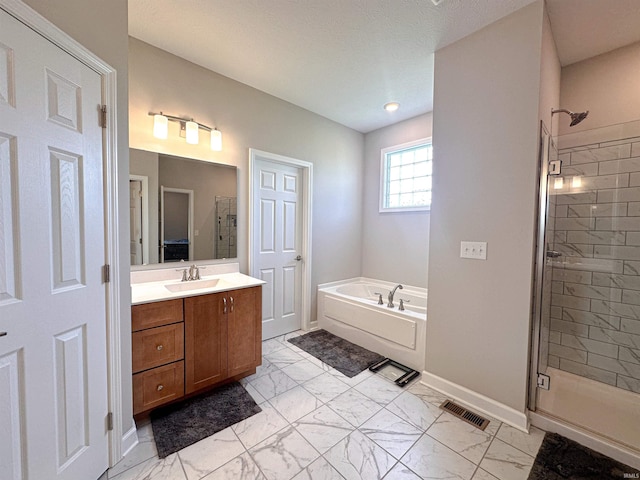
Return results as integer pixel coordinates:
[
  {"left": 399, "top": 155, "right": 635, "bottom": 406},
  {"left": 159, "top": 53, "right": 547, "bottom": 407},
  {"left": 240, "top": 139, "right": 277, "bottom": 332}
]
[{"left": 295, "top": 255, "right": 302, "bottom": 261}]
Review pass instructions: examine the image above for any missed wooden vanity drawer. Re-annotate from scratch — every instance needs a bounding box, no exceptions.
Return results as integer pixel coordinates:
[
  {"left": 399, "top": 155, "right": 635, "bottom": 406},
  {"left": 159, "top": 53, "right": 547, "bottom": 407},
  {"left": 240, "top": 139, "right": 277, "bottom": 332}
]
[
  {"left": 132, "top": 323, "right": 184, "bottom": 373},
  {"left": 132, "top": 299, "right": 183, "bottom": 332},
  {"left": 133, "top": 361, "right": 184, "bottom": 415}
]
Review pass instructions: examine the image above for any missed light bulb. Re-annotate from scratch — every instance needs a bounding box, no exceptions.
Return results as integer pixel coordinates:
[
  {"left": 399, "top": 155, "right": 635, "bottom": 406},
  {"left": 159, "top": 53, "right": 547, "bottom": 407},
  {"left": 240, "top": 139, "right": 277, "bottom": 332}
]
[
  {"left": 572, "top": 176, "right": 582, "bottom": 188},
  {"left": 185, "top": 121, "right": 199, "bottom": 144},
  {"left": 554, "top": 177, "right": 564, "bottom": 190},
  {"left": 210, "top": 129, "right": 222, "bottom": 151},
  {"left": 153, "top": 114, "right": 168, "bottom": 139}
]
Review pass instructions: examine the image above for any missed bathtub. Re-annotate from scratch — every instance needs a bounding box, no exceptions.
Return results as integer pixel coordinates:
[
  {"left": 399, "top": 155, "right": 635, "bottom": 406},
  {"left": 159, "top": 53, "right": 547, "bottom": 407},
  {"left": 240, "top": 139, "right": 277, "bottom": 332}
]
[{"left": 317, "top": 278, "right": 426, "bottom": 371}]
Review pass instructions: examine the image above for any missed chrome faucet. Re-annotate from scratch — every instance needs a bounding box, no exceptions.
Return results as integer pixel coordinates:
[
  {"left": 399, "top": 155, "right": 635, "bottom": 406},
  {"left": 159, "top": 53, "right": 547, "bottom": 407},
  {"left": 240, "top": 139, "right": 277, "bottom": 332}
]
[
  {"left": 387, "top": 284, "right": 403, "bottom": 308},
  {"left": 188, "top": 264, "right": 200, "bottom": 281}
]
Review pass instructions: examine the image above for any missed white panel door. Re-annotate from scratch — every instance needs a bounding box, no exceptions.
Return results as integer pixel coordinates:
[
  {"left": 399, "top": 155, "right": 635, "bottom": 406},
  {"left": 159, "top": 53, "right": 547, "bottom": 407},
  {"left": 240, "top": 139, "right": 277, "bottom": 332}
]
[
  {"left": 0, "top": 9, "right": 108, "bottom": 480},
  {"left": 253, "top": 157, "right": 303, "bottom": 339}
]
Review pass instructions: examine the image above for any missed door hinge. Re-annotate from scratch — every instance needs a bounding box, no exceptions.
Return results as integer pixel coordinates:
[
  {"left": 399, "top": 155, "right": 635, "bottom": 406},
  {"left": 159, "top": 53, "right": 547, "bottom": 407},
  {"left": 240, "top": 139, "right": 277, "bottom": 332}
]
[
  {"left": 107, "top": 412, "right": 113, "bottom": 431},
  {"left": 549, "top": 159, "right": 562, "bottom": 176},
  {"left": 537, "top": 373, "right": 550, "bottom": 390},
  {"left": 103, "top": 264, "right": 110, "bottom": 283},
  {"left": 100, "top": 105, "right": 107, "bottom": 129}
]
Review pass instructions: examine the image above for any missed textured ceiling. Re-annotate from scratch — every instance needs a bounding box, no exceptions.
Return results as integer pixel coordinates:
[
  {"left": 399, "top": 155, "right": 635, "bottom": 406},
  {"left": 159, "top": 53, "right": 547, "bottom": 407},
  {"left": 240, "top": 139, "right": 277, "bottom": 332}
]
[{"left": 129, "top": 0, "right": 640, "bottom": 133}]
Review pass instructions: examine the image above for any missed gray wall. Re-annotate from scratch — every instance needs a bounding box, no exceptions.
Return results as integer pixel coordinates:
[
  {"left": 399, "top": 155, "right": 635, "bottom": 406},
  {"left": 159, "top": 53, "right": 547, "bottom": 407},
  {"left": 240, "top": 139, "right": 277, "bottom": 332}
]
[
  {"left": 362, "top": 113, "right": 433, "bottom": 287},
  {"left": 426, "top": 1, "right": 549, "bottom": 413},
  {"left": 560, "top": 41, "right": 640, "bottom": 136},
  {"left": 23, "top": 0, "right": 134, "bottom": 446},
  {"left": 129, "top": 37, "right": 365, "bottom": 323}
]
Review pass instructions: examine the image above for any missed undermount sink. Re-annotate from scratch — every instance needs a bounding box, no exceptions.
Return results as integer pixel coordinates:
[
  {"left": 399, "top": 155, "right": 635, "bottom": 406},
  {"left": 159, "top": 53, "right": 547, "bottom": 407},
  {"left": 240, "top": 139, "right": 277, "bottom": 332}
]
[{"left": 164, "top": 278, "right": 223, "bottom": 293}]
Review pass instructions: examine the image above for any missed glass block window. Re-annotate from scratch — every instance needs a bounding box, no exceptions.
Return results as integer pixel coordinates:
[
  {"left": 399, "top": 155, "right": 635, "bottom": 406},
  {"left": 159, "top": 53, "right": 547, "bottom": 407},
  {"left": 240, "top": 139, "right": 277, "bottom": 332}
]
[{"left": 380, "top": 139, "right": 432, "bottom": 212}]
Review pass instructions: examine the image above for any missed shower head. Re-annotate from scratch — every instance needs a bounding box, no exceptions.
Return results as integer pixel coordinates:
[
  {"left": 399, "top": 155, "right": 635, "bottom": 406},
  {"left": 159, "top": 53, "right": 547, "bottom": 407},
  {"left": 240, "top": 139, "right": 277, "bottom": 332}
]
[{"left": 552, "top": 108, "right": 589, "bottom": 127}]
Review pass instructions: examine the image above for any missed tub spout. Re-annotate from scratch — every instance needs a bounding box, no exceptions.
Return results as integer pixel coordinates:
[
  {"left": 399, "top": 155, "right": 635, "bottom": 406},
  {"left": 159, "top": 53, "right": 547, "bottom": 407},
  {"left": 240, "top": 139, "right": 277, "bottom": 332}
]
[{"left": 387, "top": 284, "right": 403, "bottom": 308}]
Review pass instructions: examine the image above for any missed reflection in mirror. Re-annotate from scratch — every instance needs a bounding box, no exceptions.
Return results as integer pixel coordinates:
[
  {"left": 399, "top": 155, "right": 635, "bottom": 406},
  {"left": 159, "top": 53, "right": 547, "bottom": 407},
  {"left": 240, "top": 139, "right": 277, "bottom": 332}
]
[{"left": 129, "top": 148, "right": 237, "bottom": 266}]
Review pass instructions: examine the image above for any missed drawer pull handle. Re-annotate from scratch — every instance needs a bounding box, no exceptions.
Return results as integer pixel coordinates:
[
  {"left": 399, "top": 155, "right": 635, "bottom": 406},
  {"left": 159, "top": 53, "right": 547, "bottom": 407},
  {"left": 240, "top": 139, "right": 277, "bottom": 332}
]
[
  {"left": 230, "top": 296, "right": 234, "bottom": 313},
  {"left": 223, "top": 297, "right": 227, "bottom": 314},
  {"left": 156, "top": 344, "right": 164, "bottom": 351},
  {"left": 157, "top": 384, "right": 164, "bottom": 392}
]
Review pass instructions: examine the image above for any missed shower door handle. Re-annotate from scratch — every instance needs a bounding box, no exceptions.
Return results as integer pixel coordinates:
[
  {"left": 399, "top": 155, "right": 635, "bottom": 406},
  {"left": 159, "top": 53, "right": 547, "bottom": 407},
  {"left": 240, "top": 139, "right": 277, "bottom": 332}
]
[{"left": 546, "top": 250, "right": 562, "bottom": 258}]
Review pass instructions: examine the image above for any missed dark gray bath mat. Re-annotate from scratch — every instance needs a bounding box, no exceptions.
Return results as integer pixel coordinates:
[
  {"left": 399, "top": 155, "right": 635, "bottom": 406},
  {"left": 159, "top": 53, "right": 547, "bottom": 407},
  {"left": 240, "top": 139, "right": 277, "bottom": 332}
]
[
  {"left": 288, "top": 329, "right": 385, "bottom": 377},
  {"left": 150, "top": 382, "right": 261, "bottom": 458},
  {"left": 528, "top": 432, "right": 640, "bottom": 479}
]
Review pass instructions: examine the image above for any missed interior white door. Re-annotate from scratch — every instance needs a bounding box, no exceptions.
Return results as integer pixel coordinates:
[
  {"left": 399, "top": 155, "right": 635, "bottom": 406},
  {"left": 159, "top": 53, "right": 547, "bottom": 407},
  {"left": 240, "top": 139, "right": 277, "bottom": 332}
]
[
  {"left": 130, "top": 180, "right": 143, "bottom": 265},
  {"left": 0, "top": 9, "right": 109, "bottom": 480},
  {"left": 253, "top": 157, "right": 303, "bottom": 339}
]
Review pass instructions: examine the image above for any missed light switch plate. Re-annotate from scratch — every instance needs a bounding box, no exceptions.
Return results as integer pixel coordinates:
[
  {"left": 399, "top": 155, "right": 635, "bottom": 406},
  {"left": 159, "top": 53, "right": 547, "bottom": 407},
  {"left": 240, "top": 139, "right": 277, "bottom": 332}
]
[{"left": 460, "top": 241, "right": 487, "bottom": 260}]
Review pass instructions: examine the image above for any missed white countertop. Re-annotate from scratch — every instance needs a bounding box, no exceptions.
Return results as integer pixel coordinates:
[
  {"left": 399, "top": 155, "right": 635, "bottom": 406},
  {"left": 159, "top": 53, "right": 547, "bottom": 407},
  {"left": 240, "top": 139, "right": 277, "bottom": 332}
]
[{"left": 130, "top": 263, "right": 265, "bottom": 305}]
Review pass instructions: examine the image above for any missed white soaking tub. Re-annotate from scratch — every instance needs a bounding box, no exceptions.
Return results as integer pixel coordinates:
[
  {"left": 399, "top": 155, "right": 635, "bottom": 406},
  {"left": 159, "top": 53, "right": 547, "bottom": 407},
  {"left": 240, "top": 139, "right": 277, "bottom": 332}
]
[{"left": 317, "top": 278, "right": 426, "bottom": 371}]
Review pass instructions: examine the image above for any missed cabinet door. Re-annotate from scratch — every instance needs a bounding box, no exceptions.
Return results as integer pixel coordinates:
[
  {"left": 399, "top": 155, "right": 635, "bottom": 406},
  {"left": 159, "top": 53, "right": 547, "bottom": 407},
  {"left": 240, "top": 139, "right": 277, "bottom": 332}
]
[
  {"left": 184, "top": 293, "right": 228, "bottom": 393},
  {"left": 228, "top": 286, "right": 262, "bottom": 377}
]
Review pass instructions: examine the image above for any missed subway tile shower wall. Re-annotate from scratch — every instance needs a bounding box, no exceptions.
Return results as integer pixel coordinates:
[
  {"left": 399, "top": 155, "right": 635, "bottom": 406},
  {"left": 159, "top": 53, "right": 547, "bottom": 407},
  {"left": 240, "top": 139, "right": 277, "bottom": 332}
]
[{"left": 549, "top": 138, "right": 640, "bottom": 394}]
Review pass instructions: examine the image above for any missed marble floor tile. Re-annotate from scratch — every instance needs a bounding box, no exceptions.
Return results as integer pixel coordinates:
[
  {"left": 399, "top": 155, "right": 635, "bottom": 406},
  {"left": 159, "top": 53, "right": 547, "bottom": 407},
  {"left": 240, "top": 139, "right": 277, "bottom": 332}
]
[
  {"left": 471, "top": 468, "right": 500, "bottom": 480},
  {"left": 383, "top": 463, "right": 422, "bottom": 480},
  {"left": 276, "top": 330, "right": 305, "bottom": 344},
  {"left": 269, "top": 385, "right": 323, "bottom": 423},
  {"left": 359, "top": 409, "right": 422, "bottom": 459},
  {"left": 262, "top": 338, "right": 289, "bottom": 355},
  {"left": 265, "top": 347, "right": 304, "bottom": 369},
  {"left": 479, "top": 438, "right": 534, "bottom": 480},
  {"left": 495, "top": 424, "right": 545, "bottom": 457},
  {"left": 426, "top": 414, "right": 493, "bottom": 464},
  {"left": 293, "top": 404, "right": 354, "bottom": 454},
  {"left": 324, "top": 429, "right": 396, "bottom": 480},
  {"left": 353, "top": 375, "right": 404, "bottom": 405},
  {"left": 177, "top": 427, "right": 245, "bottom": 480},
  {"left": 249, "top": 426, "right": 320, "bottom": 480},
  {"left": 244, "top": 382, "right": 268, "bottom": 405},
  {"left": 242, "top": 358, "right": 280, "bottom": 385},
  {"left": 202, "top": 452, "right": 265, "bottom": 480},
  {"left": 401, "top": 434, "right": 477, "bottom": 480},
  {"left": 302, "top": 372, "right": 350, "bottom": 403},
  {"left": 408, "top": 382, "right": 448, "bottom": 406},
  {"left": 386, "top": 391, "right": 442, "bottom": 431},
  {"left": 249, "top": 369, "right": 299, "bottom": 400},
  {"left": 108, "top": 423, "right": 158, "bottom": 477},
  {"left": 327, "top": 367, "right": 373, "bottom": 388},
  {"left": 110, "top": 453, "right": 186, "bottom": 480},
  {"left": 281, "top": 359, "right": 326, "bottom": 383},
  {"left": 291, "top": 456, "right": 344, "bottom": 480},
  {"left": 232, "top": 402, "right": 289, "bottom": 449},
  {"left": 326, "top": 389, "right": 382, "bottom": 427}
]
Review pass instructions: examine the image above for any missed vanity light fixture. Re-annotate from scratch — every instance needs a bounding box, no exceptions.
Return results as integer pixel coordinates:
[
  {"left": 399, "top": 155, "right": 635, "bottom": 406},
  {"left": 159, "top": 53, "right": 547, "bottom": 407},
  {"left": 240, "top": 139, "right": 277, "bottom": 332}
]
[{"left": 150, "top": 112, "right": 223, "bottom": 151}]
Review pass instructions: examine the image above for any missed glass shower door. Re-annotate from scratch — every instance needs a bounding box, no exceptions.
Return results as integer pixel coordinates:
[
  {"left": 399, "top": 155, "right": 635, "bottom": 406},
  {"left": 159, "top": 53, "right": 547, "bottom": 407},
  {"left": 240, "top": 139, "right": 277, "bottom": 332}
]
[{"left": 532, "top": 119, "right": 640, "bottom": 454}]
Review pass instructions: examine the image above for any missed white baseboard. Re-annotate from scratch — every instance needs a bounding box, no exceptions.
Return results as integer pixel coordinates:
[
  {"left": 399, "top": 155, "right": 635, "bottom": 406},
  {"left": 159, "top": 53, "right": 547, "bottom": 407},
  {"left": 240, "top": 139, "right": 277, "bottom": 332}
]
[
  {"left": 529, "top": 411, "right": 640, "bottom": 471},
  {"left": 421, "top": 370, "right": 529, "bottom": 432},
  {"left": 120, "top": 425, "right": 139, "bottom": 459}
]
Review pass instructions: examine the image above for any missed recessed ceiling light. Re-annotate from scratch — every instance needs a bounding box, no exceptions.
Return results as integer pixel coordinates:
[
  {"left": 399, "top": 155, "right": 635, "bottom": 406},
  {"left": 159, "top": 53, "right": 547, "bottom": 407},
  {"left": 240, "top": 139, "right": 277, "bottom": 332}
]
[
  {"left": 431, "top": 0, "right": 444, "bottom": 5},
  {"left": 384, "top": 102, "right": 400, "bottom": 112}
]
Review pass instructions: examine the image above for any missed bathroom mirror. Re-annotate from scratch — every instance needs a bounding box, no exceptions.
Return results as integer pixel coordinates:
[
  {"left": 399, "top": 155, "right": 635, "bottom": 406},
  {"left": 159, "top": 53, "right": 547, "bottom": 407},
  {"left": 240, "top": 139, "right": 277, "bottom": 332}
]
[{"left": 129, "top": 148, "right": 237, "bottom": 266}]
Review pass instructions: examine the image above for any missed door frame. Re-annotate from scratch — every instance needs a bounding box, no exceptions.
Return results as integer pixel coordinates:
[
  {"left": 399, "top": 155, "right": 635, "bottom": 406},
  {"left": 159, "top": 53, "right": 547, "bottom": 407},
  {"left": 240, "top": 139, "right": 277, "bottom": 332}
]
[
  {"left": 248, "top": 149, "right": 313, "bottom": 332},
  {"left": 1, "top": 0, "right": 124, "bottom": 467},
  {"left": 160, "top": 186, "right": 194, "bottom": 262},
  {"left": 528, "top": 120, "right": 551, "bottom": 411},
  {"left": 130, "top": 175, "right": 149, "bottom": 265}
]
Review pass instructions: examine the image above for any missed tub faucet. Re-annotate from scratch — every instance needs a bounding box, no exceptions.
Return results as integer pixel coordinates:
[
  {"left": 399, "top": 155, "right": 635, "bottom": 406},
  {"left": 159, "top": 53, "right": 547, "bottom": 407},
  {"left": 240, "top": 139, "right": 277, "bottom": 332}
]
[{"left": 387, "top": 284, "right": 403, "bottom": 308}]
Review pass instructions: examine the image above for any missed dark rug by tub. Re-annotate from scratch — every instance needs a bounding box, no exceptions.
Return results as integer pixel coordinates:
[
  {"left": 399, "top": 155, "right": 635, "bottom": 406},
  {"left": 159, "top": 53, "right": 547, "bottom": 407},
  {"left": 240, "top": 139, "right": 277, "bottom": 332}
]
[
  {"left": 528, "top": 432, "right": 640, "bottom": 479},
  {"left": 150, "top": 382, "right": 261, "bottom": 458},
  {"left": 288, "top": 329, "right": 385, "bottom": 377}
]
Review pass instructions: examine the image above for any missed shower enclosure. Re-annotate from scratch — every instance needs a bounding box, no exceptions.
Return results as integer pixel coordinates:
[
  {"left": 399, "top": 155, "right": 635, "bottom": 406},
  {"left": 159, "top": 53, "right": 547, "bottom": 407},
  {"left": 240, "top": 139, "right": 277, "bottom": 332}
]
[
  {"left": 530, "top": 119, "right": 640, "bottom": 463},
  {"left": 215, "top": 196, "right": 237, "bottom": 259}
]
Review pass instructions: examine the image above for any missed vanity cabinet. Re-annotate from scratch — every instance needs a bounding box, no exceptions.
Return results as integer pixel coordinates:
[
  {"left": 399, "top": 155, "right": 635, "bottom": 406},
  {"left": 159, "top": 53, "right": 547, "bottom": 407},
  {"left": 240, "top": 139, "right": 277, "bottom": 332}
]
[{"left": 132, "top": 286, "right": 262, "bottom": 415}]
